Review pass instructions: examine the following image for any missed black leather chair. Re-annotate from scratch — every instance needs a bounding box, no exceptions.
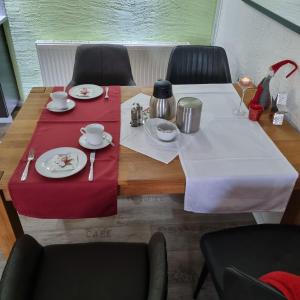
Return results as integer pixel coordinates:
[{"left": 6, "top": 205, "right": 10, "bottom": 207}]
[
  {"left": 194, "top": 224, "right": 300, "bottom": 299},
  {"left": 0, "top": 233, "right": 167, "bottom": 300},
  {"left": 166, "top": 45, "right": 231, "bottom": 84},
  {"left": 67, "top": 44, "right": 135, "bottom": 88},
  {"left": 222, "top": 266, "right": 287, "bottom": 300}
]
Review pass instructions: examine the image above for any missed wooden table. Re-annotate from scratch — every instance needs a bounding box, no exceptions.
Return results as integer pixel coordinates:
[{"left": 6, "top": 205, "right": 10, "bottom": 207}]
[{"left": 0, "top": 85, "right": 300, "bottom": 257}]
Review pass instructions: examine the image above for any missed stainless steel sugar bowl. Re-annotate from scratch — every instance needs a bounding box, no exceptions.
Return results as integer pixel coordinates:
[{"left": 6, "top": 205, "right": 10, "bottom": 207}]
[
  {"left": 176, "top": 97, "right": 202, "bottom": 133},
  {"left": 149, "top": 80, "right": 176, "bottom": 121}
]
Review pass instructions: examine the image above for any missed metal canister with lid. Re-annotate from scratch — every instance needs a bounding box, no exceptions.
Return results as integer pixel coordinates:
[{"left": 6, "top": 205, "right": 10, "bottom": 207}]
[{"left": 176, "top": 97, "right": 202, "bottom": 133}]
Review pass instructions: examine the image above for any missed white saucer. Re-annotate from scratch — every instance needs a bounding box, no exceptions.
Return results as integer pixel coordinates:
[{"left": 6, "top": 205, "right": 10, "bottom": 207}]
[
  {"left": 47, "top": 99, "right": 76, "bottom": 112},
  {"left": 79, "top": 132, "right": 113, "bottom": 150},
  {"left": 144, "top": 118, "right": 180, "bottom": 144}
]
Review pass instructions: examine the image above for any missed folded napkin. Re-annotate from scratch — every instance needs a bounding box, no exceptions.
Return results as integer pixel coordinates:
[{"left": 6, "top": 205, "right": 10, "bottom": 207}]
[
  {"left": 46, "top": 153, "right": 78, "bottom": 172},
  {"left": 79, "top": 87, "right": 89, "bottom": 96},
  {"left": 260, "top": 271, "right": 300, "bottom": 300}
]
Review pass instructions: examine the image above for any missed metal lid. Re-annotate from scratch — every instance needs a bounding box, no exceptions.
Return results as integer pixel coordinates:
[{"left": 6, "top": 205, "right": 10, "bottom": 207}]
[
  {"left": 153, "top": 79, "right": 173, "bottom": 99},
  {"left": 178, "top": 97, "right": 202, "bottom": 109}
]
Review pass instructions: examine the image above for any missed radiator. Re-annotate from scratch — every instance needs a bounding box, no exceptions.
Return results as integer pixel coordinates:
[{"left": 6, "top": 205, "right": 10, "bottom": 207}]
[{"left": 36, "top": 41, "right": 190, "bottom": 87}]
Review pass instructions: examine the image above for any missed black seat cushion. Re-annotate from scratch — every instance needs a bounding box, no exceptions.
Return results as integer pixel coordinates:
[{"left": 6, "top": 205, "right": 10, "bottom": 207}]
[
  {"left": 32, "top": 242, "right": 149, "bottom": 300},
  {"left": 0, "top": 235, "right": 42, "bottom": 300},
  {"left": 166, "top": 45, "right": 231, "bottom": 84},
  {"left": 68, "top": 44, "right": 135, "bottom": 88},
  {"left": 223, "top": 266, "right": 287, "bottom": 300},
  {"left": 201, "top": 224, "right": 300, "bottom": 296}
]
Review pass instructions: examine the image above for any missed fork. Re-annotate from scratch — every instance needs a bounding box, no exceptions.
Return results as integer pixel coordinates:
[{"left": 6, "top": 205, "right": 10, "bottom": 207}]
[
  {"left": 104, "top": 87, "right": 109, "bottom": 99},
  {"left": 21, "top": 148, "right": 35, "bottom": 181},
  {"left": 88, "top": 152, "right": 96, "bottom": 182}
]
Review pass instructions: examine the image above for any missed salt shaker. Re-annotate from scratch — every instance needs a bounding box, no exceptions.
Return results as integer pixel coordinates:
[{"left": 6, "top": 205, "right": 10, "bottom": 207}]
[
  {"left": 130, "top": 103, "right": 143, "bottom": 127},
  {"left": 272, "top": 93, "right": 288, "bottom": 126}
]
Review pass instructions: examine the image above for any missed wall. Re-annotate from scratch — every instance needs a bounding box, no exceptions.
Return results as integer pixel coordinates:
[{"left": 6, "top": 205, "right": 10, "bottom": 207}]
[
  {"left": 0, "top": 0, "right": 5, "bottom": 16},
  {"left": 214, "top": 0, "right": 300, "bottom": 129},
  {"left": 4, "top": 0, "right": 217, "bottom": 98},
  {"left": 0, "top": 25, "right": 19, "bottom": 114}
]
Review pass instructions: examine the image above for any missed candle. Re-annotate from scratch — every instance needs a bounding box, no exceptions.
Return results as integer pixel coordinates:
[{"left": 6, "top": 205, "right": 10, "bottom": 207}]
[{"left": 239, "top": 76, "right": 252, "bottom": 89}]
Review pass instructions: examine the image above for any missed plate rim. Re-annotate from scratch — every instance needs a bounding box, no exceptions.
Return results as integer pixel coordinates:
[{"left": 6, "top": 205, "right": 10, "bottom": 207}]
[
  {"left": 79, "top": 132, "right": 112, "bottom": 150},
  {"left": 35, "top": 147, "right": 87, "bottom": 178},
  {"left": 68, "top": 84, "right": 103, "bottom": 100}
]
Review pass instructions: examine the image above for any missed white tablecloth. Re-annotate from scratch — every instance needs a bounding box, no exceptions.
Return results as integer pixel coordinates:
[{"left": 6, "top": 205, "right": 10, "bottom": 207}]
[{"left": 176, "top": 84, "right": 298, "bottom": 213}]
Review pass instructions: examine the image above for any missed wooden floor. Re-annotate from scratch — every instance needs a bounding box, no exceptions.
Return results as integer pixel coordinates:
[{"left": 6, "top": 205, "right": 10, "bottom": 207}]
[{"left": 0, "top": 195, "right": 254, "bottom": 299}]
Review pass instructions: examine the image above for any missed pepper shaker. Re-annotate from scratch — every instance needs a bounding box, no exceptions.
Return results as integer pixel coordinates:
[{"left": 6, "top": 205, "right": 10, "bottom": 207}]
[{"left": 130, "top": 103, "right": 143, "bottom": 127}]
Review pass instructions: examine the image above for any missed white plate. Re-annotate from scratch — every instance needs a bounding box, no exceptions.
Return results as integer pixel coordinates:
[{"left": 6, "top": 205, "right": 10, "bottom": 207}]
[
  {"left": 46, "top": 99, "right": 76, "bottom": 112},
  {"left": 144, "top": 118, "right": 181, "bottom": 146},
  {"left": 35, "top": 147, "right": 87, "bottom": 178},
  {"left": 79, "top": 132, "right": 113, "bottom": 150},
  {"left": 68, "top": 84, "right": 103, "bottom": 100}
]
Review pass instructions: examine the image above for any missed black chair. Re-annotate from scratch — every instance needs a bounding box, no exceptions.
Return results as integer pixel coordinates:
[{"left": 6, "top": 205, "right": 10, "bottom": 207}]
[
  {"left": 166, "top": 45, "right": 231, "bottom": 85},
  {"left": 194, "top": 224, "right": 300, "bottom": 299},
  {"left": 222, "top": 266, "right": 287, "bottom": 300},
  {"left": 0, "top": 233, "right": 167, "bottom": 300},
  {"left": 67, "top": 44, "right": 135, "bottom": 88}
]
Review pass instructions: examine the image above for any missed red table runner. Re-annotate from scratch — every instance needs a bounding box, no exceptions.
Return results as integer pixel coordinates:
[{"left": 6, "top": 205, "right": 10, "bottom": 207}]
[{"left": 8, "top": 86, "right": 120, "bottom": 219}]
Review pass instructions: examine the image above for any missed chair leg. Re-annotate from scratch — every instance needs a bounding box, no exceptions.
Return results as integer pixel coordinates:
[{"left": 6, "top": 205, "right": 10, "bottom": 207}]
[{"left": 193, "top": 262, "right": 209, "bottom": 299}]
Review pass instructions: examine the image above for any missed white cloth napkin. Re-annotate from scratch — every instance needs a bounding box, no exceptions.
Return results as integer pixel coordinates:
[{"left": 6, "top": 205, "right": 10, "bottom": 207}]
[
  {"left": 120, "top": 93, "right": 179, "bottom": 164},
  {"left": 47, "top": 153, "right": 78, "bottom": 172},
  {"left": 176, "top": 84, "right": 298, "bottom": 213}
]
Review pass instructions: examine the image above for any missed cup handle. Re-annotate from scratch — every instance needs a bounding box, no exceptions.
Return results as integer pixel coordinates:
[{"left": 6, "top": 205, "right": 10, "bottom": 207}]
[{"left": 80, "top": 128, "right": 86, "bottom": 135}]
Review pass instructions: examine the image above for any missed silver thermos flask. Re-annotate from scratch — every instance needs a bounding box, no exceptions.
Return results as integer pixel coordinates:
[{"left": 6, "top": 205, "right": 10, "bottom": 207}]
[{"left": 149, "top": 80, "right": 176, "bottom": 121}]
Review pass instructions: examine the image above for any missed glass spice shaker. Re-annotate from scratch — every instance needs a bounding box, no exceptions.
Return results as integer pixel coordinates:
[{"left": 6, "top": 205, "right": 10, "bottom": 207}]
[{"left": 130, "top": 103, "right": 143, "bottom": 127}]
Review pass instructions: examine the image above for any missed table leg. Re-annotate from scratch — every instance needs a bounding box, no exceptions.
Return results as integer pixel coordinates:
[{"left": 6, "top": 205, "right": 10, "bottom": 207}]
[
  {"left": 0, "top": 190, "right": 23, "bottom": 257},
  {"left": 281, "top": 190, "right": 300, "bottom": 225}
]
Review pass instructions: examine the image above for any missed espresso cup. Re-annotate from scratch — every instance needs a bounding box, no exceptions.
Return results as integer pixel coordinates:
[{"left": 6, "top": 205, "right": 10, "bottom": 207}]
[
  {"left": 50, "top": 91, "right": 68, "bottom": 109},
  {"left": 80, "top": 123, "right": 104, "bottom": 145}
]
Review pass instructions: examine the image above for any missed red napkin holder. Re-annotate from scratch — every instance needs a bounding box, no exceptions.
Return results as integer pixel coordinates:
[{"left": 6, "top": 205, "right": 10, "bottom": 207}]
[{"left": 249, "top": 103, "right": 264, "bottom": 121}]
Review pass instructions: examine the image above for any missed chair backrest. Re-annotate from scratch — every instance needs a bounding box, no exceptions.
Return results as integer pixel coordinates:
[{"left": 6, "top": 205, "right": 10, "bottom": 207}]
[
  {"left": 147, "top": 232, "right": 168, "bottom": 300},
  {"left": 222, "top": 267, "right": 287, "bottom": 300},
  {"left": 166, "top": 45, "right": 231, "bottom": 84},
  {"left": 69, "top": 44, "right": 135, "bottom": 87}
]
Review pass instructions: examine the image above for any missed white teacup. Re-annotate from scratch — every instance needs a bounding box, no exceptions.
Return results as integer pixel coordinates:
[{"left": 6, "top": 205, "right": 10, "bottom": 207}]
[
  {"left": 50, "top": 91, "right": 68, "bottom": 109},
  {"left": 80, "top": 123, "right": 104, "bottom": 145}
]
